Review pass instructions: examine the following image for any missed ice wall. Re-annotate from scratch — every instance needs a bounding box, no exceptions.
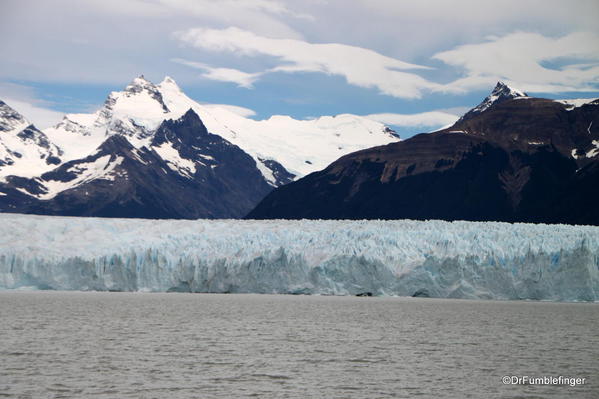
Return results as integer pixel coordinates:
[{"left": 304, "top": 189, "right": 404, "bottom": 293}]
[{"left": 1, "top": 214, "right": 598, "bottom": 301}]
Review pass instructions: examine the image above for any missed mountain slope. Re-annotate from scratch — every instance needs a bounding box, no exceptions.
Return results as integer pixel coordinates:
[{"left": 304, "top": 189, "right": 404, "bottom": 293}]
[
  {"left": 247, "top": 83, "right": 599, "bottom": 225},
  {"left": 0, "top": 75, "right": 398, "bottom": 219},
  {"left": 1, "top": 110, "right": 273, "bottom": 218},
  {"left": 0, "top": 100, "right": 62, "bottom": 180},
  {"left": 43, "top": 76, "right": 398, "bottom": 186}
]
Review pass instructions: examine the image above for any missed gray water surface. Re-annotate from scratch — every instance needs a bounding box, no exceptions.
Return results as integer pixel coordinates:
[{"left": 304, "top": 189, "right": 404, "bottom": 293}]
[{"left": 1, "top": 292, "right": 597, "bottom": 398}]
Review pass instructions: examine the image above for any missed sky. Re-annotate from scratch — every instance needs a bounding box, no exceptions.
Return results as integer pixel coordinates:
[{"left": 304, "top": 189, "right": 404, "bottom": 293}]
[{"left": 1, "top": 0, "right": 598, "bottom": 138}]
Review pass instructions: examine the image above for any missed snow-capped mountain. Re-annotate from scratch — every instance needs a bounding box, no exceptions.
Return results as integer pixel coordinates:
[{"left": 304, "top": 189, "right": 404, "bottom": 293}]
[
  {"left": 0, "top": 75, "right": 398, "bottom": 218},
  {"left": 248, "top": 82, "right": 599, "bottom": 224},
  {"left": 458, "top": 81, "right": 528, "bottom": 121},
  {"left": 44, "top": 75, "right": 398, "bottom": 185},
  {"left": 448, "top": 83, "right": 599, "bottom": 164},
  {"left": 1, "top": 110, "right": 274, "bottom": 218},
  {"left": 0, "top": 101, "right": 62, "bottom": 180}
]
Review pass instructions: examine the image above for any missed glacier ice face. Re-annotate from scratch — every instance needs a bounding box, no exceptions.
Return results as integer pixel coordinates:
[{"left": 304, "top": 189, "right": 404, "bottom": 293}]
[{"left": 0, "top": 214, "right": 598, "bottom": 301}]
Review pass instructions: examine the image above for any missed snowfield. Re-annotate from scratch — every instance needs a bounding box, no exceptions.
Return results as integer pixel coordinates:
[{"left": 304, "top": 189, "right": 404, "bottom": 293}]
[{"left": 1, "top": 214, "right": 598, "bottom": 301}]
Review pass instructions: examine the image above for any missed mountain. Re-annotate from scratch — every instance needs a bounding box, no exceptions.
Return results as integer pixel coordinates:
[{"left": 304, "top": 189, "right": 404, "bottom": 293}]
[
  {"left": 458, "top": 81, "right": 528, "bottom": 121},
  {"left": 1, "top": 110, "right": 274, "bottom": 218},
  {"left": 0, "top": 100, "right": 62, "bottom": 179},
  {"left": 0, "top": 76, "right": 397, "bottom": 218},
  {"left": 247, "top": 83, "right": 599, "bottom": 225},
  {"left": 42, "top": 75, "right": 398, "bottom": 185}
]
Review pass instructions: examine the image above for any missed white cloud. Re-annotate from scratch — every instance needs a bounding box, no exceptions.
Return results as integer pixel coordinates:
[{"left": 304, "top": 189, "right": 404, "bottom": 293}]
[
  {"left": 172, "top": 58, "right": 261, "bottom": 88},
  {"left": 434, "top": 32, "right": 599, "bottom": 93},
  {"left": 365, "top": 111, "right": 459, "bottom": 128},
  {"left": 202, "top": 103, "right": 257, "bottom": 118},
  {"left": 173, "top": 27, "right": 441, "bottom": 99},
  {"left": 2, "top": 0, "right": 599, "bottom": 117},
  {"left": 173, "top": 27, "right": 599, "bottom": 99},
  {"left": 0, "top": 0, "right": 308, "bottom": 85},
  {"left": 332, "top": 1, "right": 599, "bottom": 58}
]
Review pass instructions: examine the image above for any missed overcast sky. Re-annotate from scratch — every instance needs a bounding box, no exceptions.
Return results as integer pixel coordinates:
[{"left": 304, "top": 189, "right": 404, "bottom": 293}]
[{"left": 1, "top": 0, "right": 598, "bottom": 136}]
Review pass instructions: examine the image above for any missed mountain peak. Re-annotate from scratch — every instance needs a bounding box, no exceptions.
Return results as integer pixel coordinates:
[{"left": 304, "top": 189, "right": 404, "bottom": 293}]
[
  {"left": 158, "top": 76, "right": 184, "bottom": 96},
  {"left": 491, "top": 81, "right": 527, "bottom": 99},
  {"left": 96, "top": 132, "right": 136, "bottom": 154},
  {"left": 458, "top": 82, "right": 529, "bottom": 122},
  {"left": 182, "top": 107, "right": 200, "bottom": 121},
  {"left": 165, "top": 108, "right": 207, "bottom": 134},
  {"left": 160, "top": 76, "right": 179, "bottom": 87},
  {"left": 111, "top": 75, "right": 170, "bottom": 116},
  {"left": 124, "top": 75, "right": 156, "bottom": 94},
  {"left": 152, "top": 108, "right": 208, "bottom": 148}
]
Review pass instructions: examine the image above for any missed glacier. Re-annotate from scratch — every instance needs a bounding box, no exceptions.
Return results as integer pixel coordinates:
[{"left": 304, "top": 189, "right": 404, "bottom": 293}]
[{"left": 0, "top": 213, "right": 598, "bottom": 301}]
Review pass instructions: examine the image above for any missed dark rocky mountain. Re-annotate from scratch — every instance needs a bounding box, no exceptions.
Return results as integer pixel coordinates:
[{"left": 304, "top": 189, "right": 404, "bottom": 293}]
[
  {"left": 247, "top": 83, "right": 599, "bottom": 225},
  {"left": 0, "top": 109, "right": 273, "bottom": 218}
]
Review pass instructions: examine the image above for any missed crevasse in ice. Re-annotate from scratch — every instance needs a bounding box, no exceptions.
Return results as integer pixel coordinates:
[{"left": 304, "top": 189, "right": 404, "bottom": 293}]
[{"left": 1, "top": 214, "right": 598, "bottom": 301}]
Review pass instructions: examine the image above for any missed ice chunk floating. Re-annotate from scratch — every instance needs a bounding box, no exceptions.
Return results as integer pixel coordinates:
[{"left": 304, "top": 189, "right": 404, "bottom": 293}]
[{"left": 1, "top": 214, "right": 598, "bottom": 301}]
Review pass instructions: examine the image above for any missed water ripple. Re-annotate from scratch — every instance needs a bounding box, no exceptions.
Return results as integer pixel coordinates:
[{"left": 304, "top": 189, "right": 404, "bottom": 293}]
[{"left": 0, "top": 292, "right": 597, "bottom": 398}]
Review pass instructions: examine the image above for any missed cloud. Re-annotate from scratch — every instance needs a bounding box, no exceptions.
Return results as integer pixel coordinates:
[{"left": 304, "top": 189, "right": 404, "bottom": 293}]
[
  {"left": 350, "top": 0, "right": 599, "bottom": 31},
  {"left": 74, "top": 0, "right": 307, "bottom": 38},
  {"left": 330, "top": 1, "right": 599, "bottom": 58},
  {"left": 365, "top": 111, "right": 459, "bottom": 128},
  {"left": 434, "top": 32, "right": 599, "bottom": 93},
  {"left": 156, "top": 0, "right": 315, "bottom": 21},
  {"left": 173, "top": 27, "right": 441, "bottom": 99},
  {"left": 0, "top": 0, "right": 308, "bottom": 85},
  {"left": 173, "top": 27, "right": 599, "bottom": 99},
  {"left": 202, "top": 103, "right": 257, "bottom": 117},
  {"left": 2, "top": 0, "right": 599, "bottom": 121},
  {"left": 172, "top": 58, "right": 261, "bottom": 88}
]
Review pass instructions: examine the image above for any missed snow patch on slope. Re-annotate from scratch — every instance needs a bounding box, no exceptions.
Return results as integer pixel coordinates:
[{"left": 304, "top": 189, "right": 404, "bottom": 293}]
[
  {"left": 0, "top": 132, "right": 57, "bottom": 180},
  {"left": 555, "top": 98, "right": 598, "bottom": 110},
  {"left": 587, "top": 140, "right": 599, "bottom": 158},
  {"left": 38, "top": 156, "right": 124, "bottom": 200},
  {"left": 153, "top": 141, "right": 196, "bottom": 178},
  {"left": 0, "top": 101, "right": 62, "bottom": 180}
]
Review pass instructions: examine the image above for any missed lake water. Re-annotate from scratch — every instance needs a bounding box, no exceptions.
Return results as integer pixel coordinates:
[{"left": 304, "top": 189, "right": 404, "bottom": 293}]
[{"left": 1, "top": 292, "right": 597, "bottom": 398}]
